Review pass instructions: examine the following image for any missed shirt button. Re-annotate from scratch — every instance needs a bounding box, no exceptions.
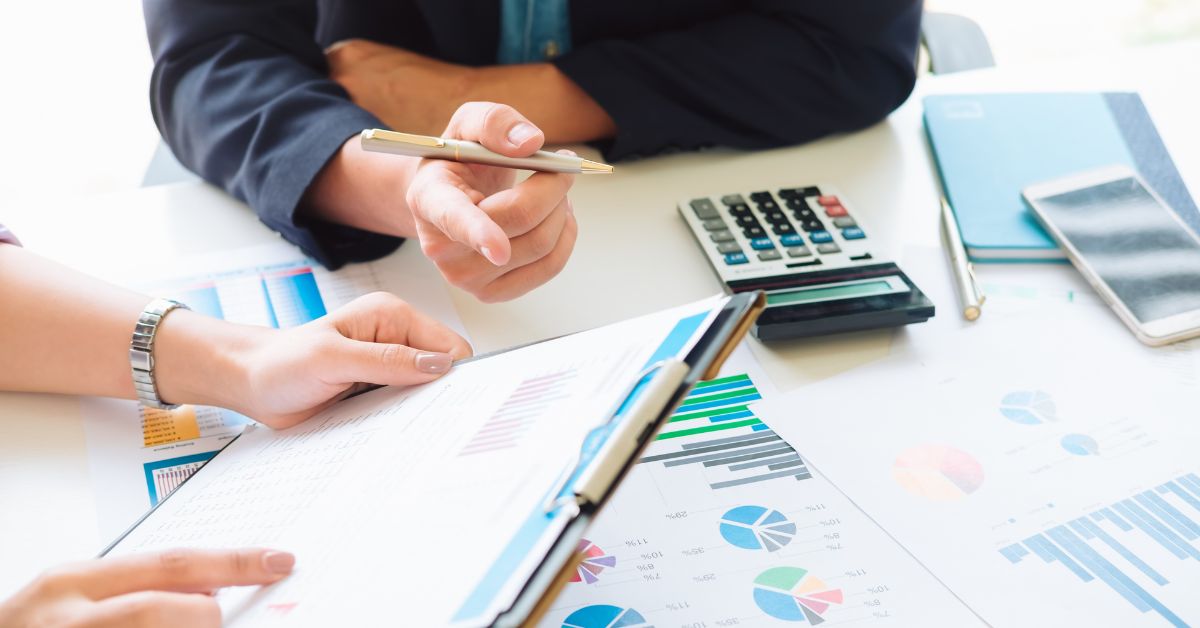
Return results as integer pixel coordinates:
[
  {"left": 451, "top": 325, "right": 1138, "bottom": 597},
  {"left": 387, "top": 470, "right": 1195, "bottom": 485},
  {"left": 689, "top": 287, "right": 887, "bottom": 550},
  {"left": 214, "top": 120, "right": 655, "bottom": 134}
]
[{"left": 543, "top": 40, "right": 560, "bottom": 59}]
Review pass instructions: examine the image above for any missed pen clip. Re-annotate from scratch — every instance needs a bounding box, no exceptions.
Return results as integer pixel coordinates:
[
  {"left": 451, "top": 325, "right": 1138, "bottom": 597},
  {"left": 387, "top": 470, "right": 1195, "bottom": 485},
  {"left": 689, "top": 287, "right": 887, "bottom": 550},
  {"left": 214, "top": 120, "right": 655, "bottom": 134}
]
[
  {"left": 363, "top": 128, "right": 446, "bottom": 148},
  {"left": 542, "top": 360, "right": 671, "bottom": 515}
]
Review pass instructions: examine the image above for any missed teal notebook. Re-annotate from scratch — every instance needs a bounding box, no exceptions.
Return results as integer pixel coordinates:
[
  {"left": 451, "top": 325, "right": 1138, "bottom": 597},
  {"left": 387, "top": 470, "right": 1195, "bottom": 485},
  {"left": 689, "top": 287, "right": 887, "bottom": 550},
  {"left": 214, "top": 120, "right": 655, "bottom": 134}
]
[{"left": 923, "top": 92, "right": 1200, "bottom": 262}]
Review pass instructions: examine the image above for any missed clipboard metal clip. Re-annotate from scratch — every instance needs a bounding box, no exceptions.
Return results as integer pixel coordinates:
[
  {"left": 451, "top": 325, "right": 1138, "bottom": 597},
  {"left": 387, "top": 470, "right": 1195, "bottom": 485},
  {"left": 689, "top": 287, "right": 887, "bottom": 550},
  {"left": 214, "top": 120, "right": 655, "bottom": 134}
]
[{"left": 542, "top": 358, "right": 688, "bottom": 514}]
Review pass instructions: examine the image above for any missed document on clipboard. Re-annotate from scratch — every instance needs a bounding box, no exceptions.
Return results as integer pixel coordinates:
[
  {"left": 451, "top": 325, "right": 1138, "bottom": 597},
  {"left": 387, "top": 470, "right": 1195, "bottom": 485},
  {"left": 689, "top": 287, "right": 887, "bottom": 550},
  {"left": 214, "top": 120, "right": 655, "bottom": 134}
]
[{"left": 102, "top": 292, "right": 765, "bottom": 626}]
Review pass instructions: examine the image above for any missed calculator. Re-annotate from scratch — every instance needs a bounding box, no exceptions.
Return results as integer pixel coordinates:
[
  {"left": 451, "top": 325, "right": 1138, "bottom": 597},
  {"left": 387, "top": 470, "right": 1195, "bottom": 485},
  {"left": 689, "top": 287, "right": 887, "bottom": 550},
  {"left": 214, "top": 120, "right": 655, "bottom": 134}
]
[{"left": 678, "top": 185, "right": 934, "bottom": 340}]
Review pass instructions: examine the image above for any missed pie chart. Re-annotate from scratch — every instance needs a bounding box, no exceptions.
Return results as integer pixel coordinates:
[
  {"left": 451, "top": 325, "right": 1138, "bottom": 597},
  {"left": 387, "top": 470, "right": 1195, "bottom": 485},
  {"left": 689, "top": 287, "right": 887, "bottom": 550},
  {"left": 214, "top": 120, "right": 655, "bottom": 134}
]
[
  {"left": 719, "top": 505, "right": 796, "bottom": 552},
  {"left": 570, "top": 539, "right": 617, "bottom": 584},
  {"left": 752, "top": 567, "right": 844, "bottom": 624},
  {"left": 893, "top": 444, "right": 984, "bottom": 501},
  {"left": 562, "top": 605, "right": 652, "bottom": 628},
  {"left": 1061, "top": 433, "right": 1100, "bottom": 456},
  {"left": 999, "top": 390, "right": 1057, "bottom": 425}
]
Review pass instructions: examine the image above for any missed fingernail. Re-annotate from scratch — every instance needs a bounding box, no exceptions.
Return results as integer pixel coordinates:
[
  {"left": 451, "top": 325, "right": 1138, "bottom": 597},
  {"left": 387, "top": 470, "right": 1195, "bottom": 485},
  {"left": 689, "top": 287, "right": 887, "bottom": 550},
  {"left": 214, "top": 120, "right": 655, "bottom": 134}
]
[
  {"left": 480, "top": 245, "right": 502, "bottom": 266},
  {"left": 416, "top": 352, "right": 453, "bottom": 374},
  {"left": 507, "top": 123, "right": 537, "bottom": 146},
  {"left": 263, "top": 551, "right": 295, "bottom": 575},
  {"left": 557, "top": 149, "right": 578, "bottom": 157}
]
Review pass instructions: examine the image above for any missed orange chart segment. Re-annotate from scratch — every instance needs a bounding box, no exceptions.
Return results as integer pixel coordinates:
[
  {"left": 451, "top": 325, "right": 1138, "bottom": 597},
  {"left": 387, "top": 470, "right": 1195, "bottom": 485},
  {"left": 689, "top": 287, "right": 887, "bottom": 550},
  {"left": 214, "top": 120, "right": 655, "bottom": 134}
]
[{"left": 141, "top": 406, "right": 201, "bottom": 447}]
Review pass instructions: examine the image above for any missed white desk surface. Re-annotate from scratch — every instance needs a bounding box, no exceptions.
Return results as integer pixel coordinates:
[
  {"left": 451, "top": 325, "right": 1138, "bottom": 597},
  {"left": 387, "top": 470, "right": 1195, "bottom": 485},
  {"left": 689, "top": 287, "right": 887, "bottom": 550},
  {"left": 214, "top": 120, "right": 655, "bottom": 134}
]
[{"left": 1, "top": 41, "right": 1197, "bottom": 598}]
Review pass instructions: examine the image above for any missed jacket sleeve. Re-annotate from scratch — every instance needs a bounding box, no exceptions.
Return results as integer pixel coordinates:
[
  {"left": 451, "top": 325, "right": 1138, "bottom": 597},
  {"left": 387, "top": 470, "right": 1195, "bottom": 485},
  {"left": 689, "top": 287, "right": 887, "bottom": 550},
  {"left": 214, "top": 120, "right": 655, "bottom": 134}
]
[
  {"left": 144, "top": 0, "right": 402, "bottom": 269},
  {"left": 553, "top": 0, "right": 923, "bottom": 160}
]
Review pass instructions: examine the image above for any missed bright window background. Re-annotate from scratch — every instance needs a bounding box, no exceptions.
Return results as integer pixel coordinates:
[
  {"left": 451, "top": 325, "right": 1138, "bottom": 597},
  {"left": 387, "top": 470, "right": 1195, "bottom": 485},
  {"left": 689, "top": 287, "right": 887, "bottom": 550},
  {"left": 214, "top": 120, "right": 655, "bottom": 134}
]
[{"left": 0, "top": 2, "right": 1195, "bottom": 203}]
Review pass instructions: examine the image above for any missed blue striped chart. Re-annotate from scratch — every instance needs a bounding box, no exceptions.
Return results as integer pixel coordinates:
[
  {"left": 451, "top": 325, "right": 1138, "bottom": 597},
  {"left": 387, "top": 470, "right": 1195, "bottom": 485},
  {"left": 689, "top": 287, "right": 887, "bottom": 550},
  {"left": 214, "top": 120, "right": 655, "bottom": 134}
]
[{"left": 999, "top": 472, "right": 1200, "bottom": 627}]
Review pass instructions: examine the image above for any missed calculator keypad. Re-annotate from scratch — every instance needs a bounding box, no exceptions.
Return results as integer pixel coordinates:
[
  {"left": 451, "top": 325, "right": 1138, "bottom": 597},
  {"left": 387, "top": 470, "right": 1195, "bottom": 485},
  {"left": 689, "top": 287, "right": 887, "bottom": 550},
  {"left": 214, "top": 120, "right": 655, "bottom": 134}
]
[
  {"left": 683, "top": 187, "right": 870, "bottom": 270},
  {"left": 709, "top": 229, "right": 735, "bottom": 242}
]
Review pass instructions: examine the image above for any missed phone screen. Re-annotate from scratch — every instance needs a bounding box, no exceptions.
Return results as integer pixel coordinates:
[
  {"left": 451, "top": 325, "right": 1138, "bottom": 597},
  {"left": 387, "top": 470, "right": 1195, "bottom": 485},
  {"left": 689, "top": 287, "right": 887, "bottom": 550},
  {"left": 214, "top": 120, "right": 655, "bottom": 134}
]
[{"left": 1034, "top": 177, "right": 1200, "bottom": 324}]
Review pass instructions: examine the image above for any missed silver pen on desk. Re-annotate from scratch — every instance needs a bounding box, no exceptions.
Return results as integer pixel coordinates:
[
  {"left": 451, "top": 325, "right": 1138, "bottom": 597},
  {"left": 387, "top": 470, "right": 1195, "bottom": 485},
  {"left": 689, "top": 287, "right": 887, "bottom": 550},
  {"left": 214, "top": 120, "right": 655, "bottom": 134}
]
[
  {"left": 939, "top": 196, "right": 986, "bottom": 321},
  {"left": 360, "top": 129, "right": 614, "bottom": 174}
]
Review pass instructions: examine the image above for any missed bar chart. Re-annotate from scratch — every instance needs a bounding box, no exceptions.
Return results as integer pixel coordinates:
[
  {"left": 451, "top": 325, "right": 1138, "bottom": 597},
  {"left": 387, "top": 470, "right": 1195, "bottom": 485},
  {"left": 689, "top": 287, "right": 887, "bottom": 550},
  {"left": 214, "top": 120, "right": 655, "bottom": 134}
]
[
  {"left": 1000, "top": 472, "right": 1200, "bottom": 627},
  {"left": 144, "top": 452, "right": 217, "bottom": 505},
  {"left": 459, "top": 370, "right": 578, "bottom": 456},
  {"left": 654, "top": 374, "right": 766, "bottom": 441},
  {"left": 640, "top": 374, "right": 811, "bottom": 489},
  {"left": 171, "top": 261, "right": 329, "bottom": 329},
  {"left": 261, "top": 266, "right": 328, "bottom": 327}
]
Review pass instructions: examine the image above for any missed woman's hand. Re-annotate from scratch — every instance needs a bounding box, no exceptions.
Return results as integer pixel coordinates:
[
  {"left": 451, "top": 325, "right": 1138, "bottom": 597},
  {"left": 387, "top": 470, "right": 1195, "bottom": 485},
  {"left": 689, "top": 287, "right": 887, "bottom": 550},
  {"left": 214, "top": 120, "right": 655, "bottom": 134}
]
[
  {"left": 155, "top": 292, "right": 472, "bottom": 429},
  {"left": 0, "top": 548, "right": 294, "bottom": 627}
]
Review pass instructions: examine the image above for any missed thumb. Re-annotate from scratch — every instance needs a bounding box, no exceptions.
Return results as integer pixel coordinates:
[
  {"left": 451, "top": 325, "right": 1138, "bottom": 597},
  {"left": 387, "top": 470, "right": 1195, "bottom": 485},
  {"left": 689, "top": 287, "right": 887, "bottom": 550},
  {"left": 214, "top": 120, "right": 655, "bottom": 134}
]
[
  {"left": 328, "top": 338, "right": 454, "bottom": 387},
  {"left": 444, "top": 101, "right": 544, "bottom": 157}
]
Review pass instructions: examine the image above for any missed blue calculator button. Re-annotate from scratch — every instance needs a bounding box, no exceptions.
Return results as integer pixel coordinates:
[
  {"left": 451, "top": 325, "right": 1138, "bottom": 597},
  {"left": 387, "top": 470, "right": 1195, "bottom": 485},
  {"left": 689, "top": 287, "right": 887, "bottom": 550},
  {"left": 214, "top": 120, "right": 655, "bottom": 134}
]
[
  {"left": 724, "top": 252, "right": 749, "bottom": 265},
  {"left": 749, "top": 237, "right": 775, "bottom": 250},
  {"left": 810, "top": 230, "right": 833, "bottom": 243},
  {"left": 779, "top": 234, "right": 804, "bottom": 247},
  {"left": 842, "top": 227, "right": 866, "bottom": 240}
]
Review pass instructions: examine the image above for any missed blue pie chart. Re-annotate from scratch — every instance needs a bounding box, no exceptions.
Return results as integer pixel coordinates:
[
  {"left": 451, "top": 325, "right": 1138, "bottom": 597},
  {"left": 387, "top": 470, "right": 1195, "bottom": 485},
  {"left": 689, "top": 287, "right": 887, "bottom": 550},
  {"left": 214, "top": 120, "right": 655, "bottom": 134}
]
[
  {"left": 1061, "top": 433, "right": 1100, "bottom": 456},
  {"left": 719, "top": 505, "right": 796, "bottom": 552},
  {"left": 563, "top": 605, "right": 651, "bottom": 628}
]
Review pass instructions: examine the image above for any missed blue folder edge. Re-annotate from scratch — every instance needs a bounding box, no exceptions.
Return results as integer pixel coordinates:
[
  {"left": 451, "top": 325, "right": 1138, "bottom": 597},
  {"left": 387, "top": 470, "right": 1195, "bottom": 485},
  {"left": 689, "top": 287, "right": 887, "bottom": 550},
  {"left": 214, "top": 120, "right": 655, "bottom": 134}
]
[{"left": 923, "top": 92, "right": 1200, "bottom": 263}]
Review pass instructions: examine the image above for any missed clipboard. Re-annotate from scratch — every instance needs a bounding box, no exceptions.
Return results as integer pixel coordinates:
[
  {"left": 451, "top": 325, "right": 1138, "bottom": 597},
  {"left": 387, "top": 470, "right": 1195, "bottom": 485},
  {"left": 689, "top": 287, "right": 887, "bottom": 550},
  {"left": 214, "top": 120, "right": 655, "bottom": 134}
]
[
  {"left": 482, "top": 291, "right": 764, "bottom": 627},
  {"left": 101, "top": 292, "right": 765, "bottom": 627}
]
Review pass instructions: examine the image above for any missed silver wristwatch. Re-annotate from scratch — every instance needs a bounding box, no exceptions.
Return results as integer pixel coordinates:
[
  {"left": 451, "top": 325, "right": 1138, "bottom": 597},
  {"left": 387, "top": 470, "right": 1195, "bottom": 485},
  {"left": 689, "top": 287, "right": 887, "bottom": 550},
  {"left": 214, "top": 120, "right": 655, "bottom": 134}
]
[{"left": 130, "top": 298, "right": 190, "bottom": 410}]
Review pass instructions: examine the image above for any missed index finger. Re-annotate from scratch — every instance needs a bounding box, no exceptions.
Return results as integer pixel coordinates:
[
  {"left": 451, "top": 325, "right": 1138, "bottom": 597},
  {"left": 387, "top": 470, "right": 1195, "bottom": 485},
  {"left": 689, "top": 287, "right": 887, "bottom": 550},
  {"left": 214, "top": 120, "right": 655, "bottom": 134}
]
[
  {"left": 334, "top": 293, "right": 473, "bottom": 360},
  {"left": 411, "top": 170, "right": 511, "bottom": 265},
  {"left": 73, "top": 548, "right": 294, "bottom": 599}
]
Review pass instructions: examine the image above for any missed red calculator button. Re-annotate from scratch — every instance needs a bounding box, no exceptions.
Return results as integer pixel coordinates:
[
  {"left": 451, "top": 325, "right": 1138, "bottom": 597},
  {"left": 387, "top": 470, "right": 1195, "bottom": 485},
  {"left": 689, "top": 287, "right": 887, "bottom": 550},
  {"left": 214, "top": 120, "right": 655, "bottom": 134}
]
[
  {"left": 817, "top": 195, "right": 840, "bottom": 206},
  {"left": 824, "top": 204, "right": 849, "bottom": 217}
]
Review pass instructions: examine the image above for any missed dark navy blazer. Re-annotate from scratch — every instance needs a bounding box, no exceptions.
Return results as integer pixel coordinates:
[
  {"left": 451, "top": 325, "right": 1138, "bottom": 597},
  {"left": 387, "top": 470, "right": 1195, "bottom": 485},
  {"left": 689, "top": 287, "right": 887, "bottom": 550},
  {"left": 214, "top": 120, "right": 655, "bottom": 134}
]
[{"left": 144, "top": 0, "right": 922, "bottom": 268}]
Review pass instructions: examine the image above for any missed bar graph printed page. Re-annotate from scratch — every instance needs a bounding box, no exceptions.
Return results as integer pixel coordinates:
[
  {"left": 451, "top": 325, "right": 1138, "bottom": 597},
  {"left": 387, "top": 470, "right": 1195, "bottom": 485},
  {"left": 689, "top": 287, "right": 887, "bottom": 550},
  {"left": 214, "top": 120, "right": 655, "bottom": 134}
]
[
  {"left": 105, "top": 297, "right": 726, "bottom": 627},
  {"left": 82, "top": 241, "right": 465, "bottom": 539},
  {"left": 538, "top": 348, "right": 981, "bottom": 628},
  {"left": 763, "top": 291, "right": 1200, "bottom": 627}
]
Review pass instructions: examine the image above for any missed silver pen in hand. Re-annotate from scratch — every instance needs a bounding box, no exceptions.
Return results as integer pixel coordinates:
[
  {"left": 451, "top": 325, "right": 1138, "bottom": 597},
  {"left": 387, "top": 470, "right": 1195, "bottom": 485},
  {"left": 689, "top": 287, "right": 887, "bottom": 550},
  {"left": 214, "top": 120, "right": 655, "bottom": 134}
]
[
  {"left": 360, "top": 129, "right": 614, "bottom": 174},
  {"left": 940, "top": 196, "right": 986, "bottom": 321}
]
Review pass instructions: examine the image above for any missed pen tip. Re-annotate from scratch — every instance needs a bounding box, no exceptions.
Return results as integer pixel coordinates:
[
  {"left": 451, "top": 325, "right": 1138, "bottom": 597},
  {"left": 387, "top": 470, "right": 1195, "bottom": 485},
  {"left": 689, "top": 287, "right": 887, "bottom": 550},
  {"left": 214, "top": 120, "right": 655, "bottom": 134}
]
[{"left": 580, "top": 159, "right": 614, "bottom": 174}]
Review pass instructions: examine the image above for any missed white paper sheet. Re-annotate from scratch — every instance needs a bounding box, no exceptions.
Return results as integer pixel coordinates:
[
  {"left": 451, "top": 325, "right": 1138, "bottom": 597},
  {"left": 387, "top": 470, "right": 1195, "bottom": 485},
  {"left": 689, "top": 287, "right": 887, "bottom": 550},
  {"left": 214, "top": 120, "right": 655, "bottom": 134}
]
[
  {"left": 83, "top": 242, "right": 468, "bottom": 541},
  {"left": 763, "top": 260, "right": 1200, "bottom": 627},
  {"left": 104, "top": 297, "right": 726, "bottom": 626},
  {"left": 539, "top": 348, "right": 982, "bottom": 628}
]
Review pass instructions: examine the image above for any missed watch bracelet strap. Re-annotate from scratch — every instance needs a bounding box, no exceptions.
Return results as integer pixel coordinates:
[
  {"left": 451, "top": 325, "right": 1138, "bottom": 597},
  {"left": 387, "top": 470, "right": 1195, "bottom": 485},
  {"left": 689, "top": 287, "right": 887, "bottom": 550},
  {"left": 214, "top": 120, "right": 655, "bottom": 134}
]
[{"left": 130, "top": 298, "right": 190, "bottom": 410}]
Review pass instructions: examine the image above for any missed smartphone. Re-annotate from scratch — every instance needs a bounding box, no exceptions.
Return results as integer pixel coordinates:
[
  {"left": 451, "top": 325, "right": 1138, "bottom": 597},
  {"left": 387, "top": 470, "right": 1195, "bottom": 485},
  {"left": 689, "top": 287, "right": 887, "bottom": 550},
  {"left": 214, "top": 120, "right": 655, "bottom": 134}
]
[{"left": 1023, "top": 165, "right": 1200, "bottom": 346}]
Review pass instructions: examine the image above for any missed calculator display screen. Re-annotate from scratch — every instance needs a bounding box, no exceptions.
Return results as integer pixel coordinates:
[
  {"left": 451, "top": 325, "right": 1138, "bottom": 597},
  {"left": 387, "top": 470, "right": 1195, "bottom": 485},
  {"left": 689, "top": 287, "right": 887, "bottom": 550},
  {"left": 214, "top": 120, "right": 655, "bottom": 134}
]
[
  {"left": 1034, "top": 177, "right": 1200, "bottom": 323},
  {"left": 767, "top": 280, "right": 894, "bottom": 306}
]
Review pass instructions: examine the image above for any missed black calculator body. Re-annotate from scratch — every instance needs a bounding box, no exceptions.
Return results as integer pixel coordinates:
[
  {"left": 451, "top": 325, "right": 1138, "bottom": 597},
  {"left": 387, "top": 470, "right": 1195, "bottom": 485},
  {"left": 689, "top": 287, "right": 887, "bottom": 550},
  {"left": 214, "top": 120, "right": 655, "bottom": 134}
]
[{"left": 678, "top": 185, "right": 934, "bottom": 340}]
